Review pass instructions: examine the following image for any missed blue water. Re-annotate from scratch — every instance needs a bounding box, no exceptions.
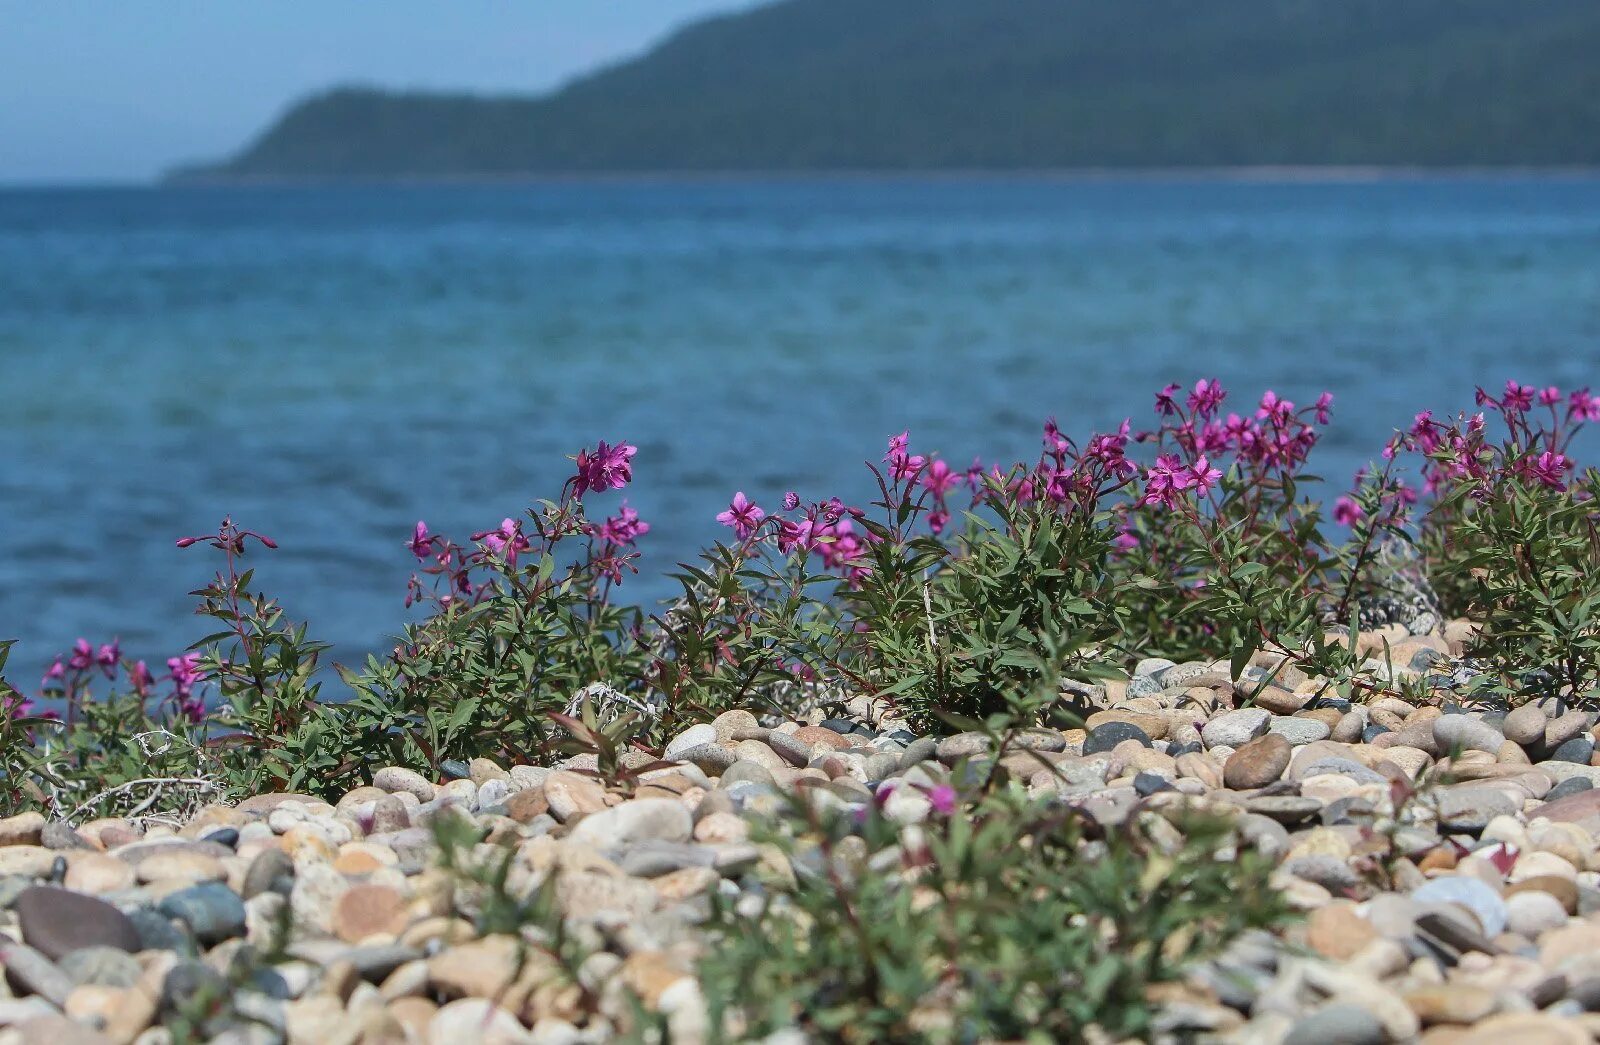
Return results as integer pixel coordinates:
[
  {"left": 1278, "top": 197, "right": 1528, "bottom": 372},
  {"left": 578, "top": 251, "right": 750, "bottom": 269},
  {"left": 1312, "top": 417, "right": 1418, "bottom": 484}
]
[{"left": 3, "top": 177, "right": 1599, "bottom": 682}]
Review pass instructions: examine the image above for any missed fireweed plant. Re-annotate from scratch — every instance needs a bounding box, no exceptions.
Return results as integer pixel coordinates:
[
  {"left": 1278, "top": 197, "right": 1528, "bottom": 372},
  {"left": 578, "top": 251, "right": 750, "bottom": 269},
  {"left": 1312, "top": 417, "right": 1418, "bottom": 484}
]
[
  {"left": 4, "top": 379, "right": 1600, "bottom": 814},
  {"left": 1405, "top": 382, "right": 1600, "bottom": 701}
]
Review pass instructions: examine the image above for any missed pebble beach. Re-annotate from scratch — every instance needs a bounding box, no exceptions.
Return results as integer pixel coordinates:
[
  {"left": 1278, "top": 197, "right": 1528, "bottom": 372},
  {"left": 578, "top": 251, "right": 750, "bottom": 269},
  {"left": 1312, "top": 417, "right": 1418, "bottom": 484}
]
[{"left": 4, "top": 616, "right": 1600, "bottom": 1043}]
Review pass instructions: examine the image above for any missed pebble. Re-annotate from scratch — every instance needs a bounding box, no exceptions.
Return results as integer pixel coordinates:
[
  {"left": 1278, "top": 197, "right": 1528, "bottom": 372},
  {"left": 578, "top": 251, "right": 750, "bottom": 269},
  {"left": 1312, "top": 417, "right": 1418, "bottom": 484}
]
[
  {"left": 1224, "top": 733, "right": 1292, "bottom": 789},
  {"left": 1433, "top": 715, "right": 1507, "bottom": 755},
  {"left": 663, "top": 725, "right": 717, "bottom": 762},
  {"left": 1283, "top": 1003, "right": 1387, "bottom": 1045},
  {"left": 1413, "top": 876, "right": 1509, "bottom": 936},
  {"left": 15, "top": 887, "right": 141, "bottom": 959},
  {"left": 1202, "top": 709, "right": 1272, "bottom": 749},
  {"left": 1269, "top": 717, "right": 1331, "bottom": 746},
  {"left": 157, "top": 882, "right": 248, "bottom": 945},
  {"left": 1083, "top": 722, "right": 1151, "bottom": 754}
]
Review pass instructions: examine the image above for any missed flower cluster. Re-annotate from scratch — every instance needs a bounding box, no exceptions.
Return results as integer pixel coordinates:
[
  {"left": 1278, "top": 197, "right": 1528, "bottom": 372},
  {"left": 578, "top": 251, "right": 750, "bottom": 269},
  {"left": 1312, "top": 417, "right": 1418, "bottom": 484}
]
[
  {"left": 38, "top": 635, "right": 197, "bottom": 724},
  {"left": 1388, "top": 380, "right": 1593, "bottom": 498}
]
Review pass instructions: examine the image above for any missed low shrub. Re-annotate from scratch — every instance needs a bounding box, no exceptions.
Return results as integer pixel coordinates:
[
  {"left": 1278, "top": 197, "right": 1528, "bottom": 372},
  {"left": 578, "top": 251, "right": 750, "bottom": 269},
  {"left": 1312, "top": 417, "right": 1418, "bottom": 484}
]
[
  {"left": 5, "top": 377, "right": 1599, "bottom": 816},
  {"left": 696, "top": 787, "right": 1290, "bottom": 1042}
]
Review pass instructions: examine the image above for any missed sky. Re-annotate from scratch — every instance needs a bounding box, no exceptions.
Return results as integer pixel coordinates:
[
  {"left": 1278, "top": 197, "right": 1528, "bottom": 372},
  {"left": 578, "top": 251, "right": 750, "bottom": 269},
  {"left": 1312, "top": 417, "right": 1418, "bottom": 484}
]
[{"left": 0, "top": 1, "right": 748, "bottom": 184}]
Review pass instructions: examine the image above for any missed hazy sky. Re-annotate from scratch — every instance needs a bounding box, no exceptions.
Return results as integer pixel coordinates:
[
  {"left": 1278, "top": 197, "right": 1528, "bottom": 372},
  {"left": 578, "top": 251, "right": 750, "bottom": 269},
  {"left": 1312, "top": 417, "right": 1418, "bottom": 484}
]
[{"left": 0, "top": 1, "right": 747, "bottom": 184}]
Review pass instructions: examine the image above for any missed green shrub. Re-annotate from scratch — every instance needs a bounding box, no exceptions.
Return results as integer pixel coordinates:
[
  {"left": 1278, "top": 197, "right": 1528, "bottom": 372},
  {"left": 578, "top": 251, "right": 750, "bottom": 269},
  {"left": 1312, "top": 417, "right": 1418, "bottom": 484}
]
[{"left": 697, "top": 788, "right": 1290, "bottom": 1043}]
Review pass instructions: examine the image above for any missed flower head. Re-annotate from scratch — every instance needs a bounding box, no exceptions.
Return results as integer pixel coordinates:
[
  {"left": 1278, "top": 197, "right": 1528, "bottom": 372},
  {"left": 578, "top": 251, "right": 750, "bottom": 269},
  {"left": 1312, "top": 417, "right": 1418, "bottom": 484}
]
[
  {"left": 1501, "top": 380, "right": 1534, "bottom": 413},
  {"left": 1187, "top": 456, "right": 1222, "bottom": 496},
  {"left": 477, "top": 518, "right": 532, "bottom": 566},
  {"left": 1333, "top": 495, "right": 1364, "bottom": 526},
  {"left": 1187, "top": 378, "right": 1226, "bottom": 417},
  {"left": 574, "top": 441, "right": 637, "bottom": 496},
  {"left": 594, "top": 503, "right": 650, "bottom": 546},
  {"left": 921, "top": 458, "right": 961, "bottom": 497},
  {"left": 716, "top": 492, "right": 766, "bottom": 539},
  {"left": 129, "top": 660, "right": 154, "bottom": 697},
  {"left": 96, "top": 640, "right": 121, "bottom": 676},
  {"left": 408, "top": 521, "right": 434, "bottom": 561},
  {"left": 885, "top": 431, "right": 925, "bottom": 482},
  {"left": 167, "top": 653, "right": 204, "bottom": 700}
]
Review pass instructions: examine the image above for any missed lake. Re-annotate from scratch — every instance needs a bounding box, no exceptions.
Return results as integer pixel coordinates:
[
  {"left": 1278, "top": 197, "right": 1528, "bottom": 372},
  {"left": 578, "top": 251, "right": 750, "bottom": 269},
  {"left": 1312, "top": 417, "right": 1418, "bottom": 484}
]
[{"left": 3, "top": 176, "right": 1599, "bottom": 681}]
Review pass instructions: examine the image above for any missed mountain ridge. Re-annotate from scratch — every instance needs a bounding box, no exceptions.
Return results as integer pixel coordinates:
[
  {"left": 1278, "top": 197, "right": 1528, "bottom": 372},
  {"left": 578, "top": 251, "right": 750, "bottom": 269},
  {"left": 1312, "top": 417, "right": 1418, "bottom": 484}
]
[{"left": 171, "top": 0, "right": 1600, "bottom": 181}]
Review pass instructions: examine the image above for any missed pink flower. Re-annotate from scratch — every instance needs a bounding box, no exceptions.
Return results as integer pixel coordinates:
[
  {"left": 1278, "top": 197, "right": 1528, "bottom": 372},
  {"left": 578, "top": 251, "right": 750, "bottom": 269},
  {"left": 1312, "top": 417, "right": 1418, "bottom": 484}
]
[
  {"left": 41, "top": 658, "right": 64, "bottom": 689},
  {"left": 1188, "top": 456, "right": 1222, "bottom": 496},
  {"left": 885, "top": 431, "right": 926, "bottom": 482},
  {"left": 68, "top": 639, "right": 93, "bottom": 672},
  {"left": 1539, "top": 386, "right": 1562, "bottom": 407},
  {"left": 1112, "top": 528, "right": 1139, "bottom": 554},
  {"left": 477, "top": 518, "right": 531, "bottom": 566},
  {"left": 716, "top": 492, "right": 766, "bottom": 539},
  {"left": 1502, "top": 380, "right": 1534, "bottom": 412},
  {"left": 1141, "top": 454, "right": 1194, "bottom": 509},
  {"left": 96, "top": 640, "right": 121, "bottom": 674},
  {"left": 1256, "top": 390, "right": 1294, "bottom": 424},
  {"left": 1187, "top": 378, "right": 1226, "bottom": 417},
  {"left": 921, "top": 459, "right": 961, "bottom": 497},
  {"left": 129, "top": 660, "right": 154, "bottom": 697},
  {"left": 594, "top": 503, "right": 650, "bottom": 546},
  {"left": 1523, "top": 450, "right": 1570, "bottom": 491},
  {"left": 1154, "top": 383, "right": 1181, "bottom": 416},
  {"left": 167, "top": 653, "right": 203, "bottom": 699},
  {"left": 573, "top": 441, "right": 637, "bottom": 496},
  {"left": 926, "top": 784, "right": 957, "bottom": 816},
  {"left": 408, "top": 521, "right": 434, "bottom": 561},
  {"left": 927, "top": 510, "right": 950, "bottom": 534},
  {"left": 1569, "top": 388, "right": 1600, "bottom": 422},
  {"left": 1333, "top": 495, "right": 1364, "bottom": 526},
  {"left": 1314, "top": 392, "right": 1334, "bottom": 424},
  {"left": 776, "top": 517, "right": 816, "bottom": 554},
  {"left": 782, "top": 491, "right": 800, "bottom": 511}
]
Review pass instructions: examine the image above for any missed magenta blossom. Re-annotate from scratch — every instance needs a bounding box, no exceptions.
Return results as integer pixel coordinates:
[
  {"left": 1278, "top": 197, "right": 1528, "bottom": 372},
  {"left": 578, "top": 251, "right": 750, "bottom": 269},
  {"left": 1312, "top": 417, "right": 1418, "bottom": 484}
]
[
  {"left": 885, "top": 431, "right": 926, "bottom": 482},
  {"left": 926, "top": 784, "right": 958, "bottom": 816},
  {"left": 96, "top": 640, "right": 121, "bottom": 676},
  {"left": 1333, "top": 495, "right": 1364, "bottom": 526},
  {"left": 921, "top": 458, "right": 961, "bottom": 496},
  {"left": 594, "top": 503, "right": 650, "bottom": 546},
  {"left": 1188, "top": 456, "right": 1222, "bottom": 496},
  {"left": 1142, "top": 454, "right": 1194, "bottom": 509},
  {"left": 1187, "top": 378, "right": 1226, "bottom": 417},
  {"left": 129, "top": 660, "right": 154, "bottom": 697},
  {"left": 41, "top": 658, "right": 64, "bottom": 689},
  {"left": 1568, "top": 388, "right": 1600, "bottom": 422},
  {"left": 1256, "top": 390, "right": 1294, "bottom": 424},
  {"left": 68, "top": 639, "right": 93, "bottom": 672},
  {"left": 1522, "top": 450, "right": 1570, "bottom": 491},
  {"left": 782, "top": 490, "right": 800, "bottom": 511},
  {"left": 476, "top": 518, "right": 532, "bottom": 566},
  {"left": 716, "top": 492, "right": 766, "bottom": 539},
  {"left": 167, "top": 653, "right": 203, "bottom": 700},
  {"left": 408, "top": 521, "right": 434, "bottom": 561},
  {"left": 1154, "top": 383, "right": 1181, "bottom": 416},
  {"left": 573, "top": 441, "right": 637, "bottom": 496},
  {"left": 1501, "top": 380, "right": 1534, "bottom": 412}
]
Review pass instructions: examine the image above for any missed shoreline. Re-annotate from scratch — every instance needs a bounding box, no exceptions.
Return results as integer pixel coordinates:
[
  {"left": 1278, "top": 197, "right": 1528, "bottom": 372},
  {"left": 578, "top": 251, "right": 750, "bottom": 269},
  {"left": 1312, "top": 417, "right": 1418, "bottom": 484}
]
[{"left": 10, "top": 165, "right": 1600, "bottom": 192}]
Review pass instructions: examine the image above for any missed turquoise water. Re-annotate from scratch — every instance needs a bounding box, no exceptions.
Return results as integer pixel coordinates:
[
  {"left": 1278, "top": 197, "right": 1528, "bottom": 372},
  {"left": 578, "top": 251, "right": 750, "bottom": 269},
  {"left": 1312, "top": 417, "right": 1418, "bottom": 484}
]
[{"left": 3, "top": 177, "right": 1599, "bottom": 678}]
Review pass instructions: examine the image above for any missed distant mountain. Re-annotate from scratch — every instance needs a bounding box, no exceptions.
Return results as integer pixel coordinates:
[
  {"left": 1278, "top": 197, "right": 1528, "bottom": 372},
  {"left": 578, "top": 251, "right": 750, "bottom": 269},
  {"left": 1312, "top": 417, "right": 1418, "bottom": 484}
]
[{"left": 172, "top": 0, "right": 1600, "bottom": 180}]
